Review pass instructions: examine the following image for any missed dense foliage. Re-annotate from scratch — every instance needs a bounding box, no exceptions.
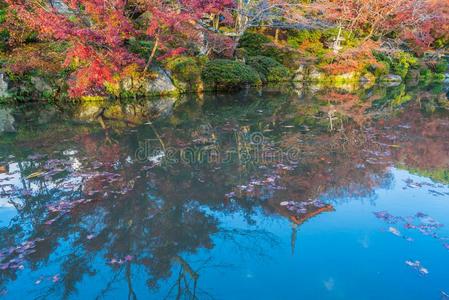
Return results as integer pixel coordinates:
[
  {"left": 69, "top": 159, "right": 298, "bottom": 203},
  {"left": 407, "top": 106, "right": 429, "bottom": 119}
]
[
  {"left": 201, "top": 59, "right": 261, "bottom": 89},
  {"left": 0, "top": 0, "right": 447, "bottom": 99},
  {"left": 246, "top": 56, "right": 291, "bottom": 82}
]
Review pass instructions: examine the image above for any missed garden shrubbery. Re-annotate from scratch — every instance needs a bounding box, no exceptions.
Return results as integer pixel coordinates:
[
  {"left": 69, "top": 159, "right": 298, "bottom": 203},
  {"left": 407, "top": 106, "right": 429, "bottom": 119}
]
[
  {"left": 238, "top": 32, "right": 271, "bottom": 57},
  {"left": 246, "top": 56, "right": 291, "bottom": 82},
  {"left": 201, "top": 59, "right": 261, "bottom": 90},
  {"left": 165, "top": 56, "right": 204, "bottom": 91},
  {"left": 238, "top": 32, "right": 282, "bottom": 62},
  {"left": 374, "top": 51, "right": 418, "bottom": 79}
]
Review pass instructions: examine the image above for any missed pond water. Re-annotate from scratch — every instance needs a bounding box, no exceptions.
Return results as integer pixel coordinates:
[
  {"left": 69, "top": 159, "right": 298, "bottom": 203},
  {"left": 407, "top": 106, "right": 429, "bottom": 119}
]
[{"left": 1, "top": 83, "right": 449, "bottom": 299}]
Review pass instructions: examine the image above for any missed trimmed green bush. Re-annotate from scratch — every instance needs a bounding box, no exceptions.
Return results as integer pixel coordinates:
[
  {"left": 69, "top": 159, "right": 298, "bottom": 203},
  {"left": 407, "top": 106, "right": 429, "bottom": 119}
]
[
  {"left": 391, "top": 52, "right": 418, "bottom": 79},
  {"left": 435, "top": 60, "right": 448, "bottom": 74},
  {"left": 202, "top": 59, "right": 261, "bottom": 90},
  {"left": 287, "top": 29, "right": 322, "bottom": 49},
  {"left": 374, "top": 51, "right": 418, "bottom": 79},
  {"left": 246, "top": 56, "right": 291, "bottom": 82},
  {"left": 238, "top": 32, "right": 271, "bottom": 56},
  {"left": 165, "top": 56, "right": 203, "bottom": 91},
  {"left": 238, "top": 32, "right": 282, "bottom": 61}
]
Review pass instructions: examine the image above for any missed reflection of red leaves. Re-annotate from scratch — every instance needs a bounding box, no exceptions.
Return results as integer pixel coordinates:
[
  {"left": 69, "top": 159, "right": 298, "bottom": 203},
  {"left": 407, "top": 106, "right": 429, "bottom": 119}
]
[{"left": 323, "top": 91, "right": 360, "bottom": 103}]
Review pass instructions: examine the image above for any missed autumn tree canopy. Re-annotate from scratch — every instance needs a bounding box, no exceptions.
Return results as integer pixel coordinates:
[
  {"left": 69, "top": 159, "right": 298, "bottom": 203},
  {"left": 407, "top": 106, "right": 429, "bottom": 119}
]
[{"left": 1, "top": 0, "right": 447, "bottom": 97}]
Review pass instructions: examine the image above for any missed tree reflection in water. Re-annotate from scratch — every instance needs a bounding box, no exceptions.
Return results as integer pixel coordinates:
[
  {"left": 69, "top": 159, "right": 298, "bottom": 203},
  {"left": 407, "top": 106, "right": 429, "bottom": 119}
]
[{"left": 0, "top": 83, "right": 448, "bottom": 298}]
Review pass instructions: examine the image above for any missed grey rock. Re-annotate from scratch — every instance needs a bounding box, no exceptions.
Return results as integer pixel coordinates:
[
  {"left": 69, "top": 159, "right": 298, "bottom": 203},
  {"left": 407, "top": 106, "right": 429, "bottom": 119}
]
[
  {"left": 0, "top": 73, "right": 8, "bottom": 98},
  {"left": 30, "top": 77, "right": 54, "bottom": 94},
  {"left": 0, "top": 109, "right": 15, "bottom": 133},
  {"left": 144, "top": 68, "right": 177, "bottom": 95},
  {"left": 381, "top": 74, "right": 402, "bottom": 83},
  {"left": 309, "top": 67, "right": 325, "bottom": 81},
  {"left": 51, "top": 0, "right": 71, "bottom": 14}
]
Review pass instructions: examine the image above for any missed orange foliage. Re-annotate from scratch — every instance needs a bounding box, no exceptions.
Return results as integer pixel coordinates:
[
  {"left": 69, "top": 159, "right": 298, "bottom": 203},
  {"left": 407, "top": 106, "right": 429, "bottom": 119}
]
[
  {"left": 321, "top": 41, "right": 379, "bottom": 75},
  {"left": 5, "top": 44, "right": 65, "bottom": 74}
]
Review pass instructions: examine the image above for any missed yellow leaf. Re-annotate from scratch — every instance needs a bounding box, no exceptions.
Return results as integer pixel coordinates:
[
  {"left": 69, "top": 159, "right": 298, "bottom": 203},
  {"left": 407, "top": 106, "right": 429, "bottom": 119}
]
[{"left": 26, "top": 171, "right": 44, "bottom": 179}]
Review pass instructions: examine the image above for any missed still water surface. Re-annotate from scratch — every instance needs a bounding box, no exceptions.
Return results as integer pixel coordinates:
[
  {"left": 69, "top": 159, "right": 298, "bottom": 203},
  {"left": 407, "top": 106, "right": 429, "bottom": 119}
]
[{"left": 1, "top": 84, "right": 449, "bottom": 299}]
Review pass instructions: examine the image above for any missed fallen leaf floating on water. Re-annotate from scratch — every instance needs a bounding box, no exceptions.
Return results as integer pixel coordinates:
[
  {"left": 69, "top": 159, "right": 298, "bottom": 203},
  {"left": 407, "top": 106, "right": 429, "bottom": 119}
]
[
  {"left": 280, "top": 200, "right": 326, "bottom": 215},
  {"left": 34, "top": 275, "right": 62, "bottom": 285},
  {"left": 405, "top": 260, "right": 429, "bottom": 276},
  {"left": 388, "top": 227, "right": 401, "bottom": 237},
  {"left": 0, "top": 238, "right": 44, "bottom": 271},
  {"left": 387, "top": 226, "right": 414, "bottom": 242},
  {"left": 374, "top": 211, "right": 447, "bottom": 247},
  {"left": 373, "top": 211, "right": 403, "bottom": 224},
  {"left": 224, "top": 163, "right": 297, "bottom": 200},
  {"left": 108, "top": 255, "right": 133, "bottom": 265},
  {"left": 52, "top": 274, "right": 60, "bottom": 283},
  {"left": 26, "top": 171, "right": 45, "bottom": 179}
]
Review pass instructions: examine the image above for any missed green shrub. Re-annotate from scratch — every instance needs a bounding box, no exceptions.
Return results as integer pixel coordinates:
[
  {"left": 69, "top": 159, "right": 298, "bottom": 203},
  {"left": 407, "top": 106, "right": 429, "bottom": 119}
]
[
  {"left": 238, "top": 32, "right": 271, "bottom": 56},
  {"left": 433, "top": 73, "right": 446, "bottom": 82},
  {"left": 433, "top": 37, "right": 449, "bottom": 49},
  {"left": 165, "top": 56, "right": 203, "bottom": 91},
  {"left": 246, "top": 56, "right": 290, "bottom": 82},
  {"left": 368, "top": 61, "right": 389, "bottom": 77},
  {"left": 202, "top": 59, "right": 261, "bottom": 90},
  {"left": 374, "top": 51, "right": 418, "bottom": 79},
  {"left": 128, "top": 38, "right": 157, "bottom": 60},
  {"left": 435, "top": 60, "right": 448, "bottom": 74},
  {"left": 267, "top": 66, "right": 291, "bottom": 82},
  {"left": 420, "top": 68, "right": 433, "bottom": 81},
  {"left": 238, "top": 32, "right": 282, "bottom": 61},
  {"left": 392, "top": 52, "right": 417, "bottom": 78},
  {"left": 287, "top": 29, "right": 322, "bottom": 49}
]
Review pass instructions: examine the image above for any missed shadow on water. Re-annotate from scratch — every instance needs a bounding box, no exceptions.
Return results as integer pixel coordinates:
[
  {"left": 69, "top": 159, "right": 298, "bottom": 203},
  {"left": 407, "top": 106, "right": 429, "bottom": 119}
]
[{"left": 0, "top": 82, "right": 449, "bottom": 299}]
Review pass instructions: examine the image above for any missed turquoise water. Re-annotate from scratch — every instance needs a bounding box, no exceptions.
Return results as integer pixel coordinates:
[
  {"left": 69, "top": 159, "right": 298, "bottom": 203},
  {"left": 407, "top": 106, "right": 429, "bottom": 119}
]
[{"left": 1, "top": 85, "right": 449, "bottom": 299}]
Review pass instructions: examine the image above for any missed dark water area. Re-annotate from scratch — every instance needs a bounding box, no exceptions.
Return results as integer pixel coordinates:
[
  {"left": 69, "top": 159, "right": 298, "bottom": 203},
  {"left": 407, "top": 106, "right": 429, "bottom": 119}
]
[{"left": 1, "top": 83, "right": 449, "bottom": 299}]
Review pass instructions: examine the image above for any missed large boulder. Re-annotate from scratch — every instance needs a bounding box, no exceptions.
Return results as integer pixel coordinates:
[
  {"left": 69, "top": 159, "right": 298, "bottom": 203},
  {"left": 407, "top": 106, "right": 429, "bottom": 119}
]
[
  {"left": 52, "top": 0, "right": 71, "bottom": 14},
  {"left": 30, "top": 76, "right": 54, "bottom": 95},
  {"left": 144, "top": 68, "right": 177, "bottom": 95},
  {"left": 293, "top": 65, "right": 306, "bottom": 81},
  {"left": 380, "top": 74, "right": 402, "bottom": 87},
  {"left": 381, "top": 74, "right": 402, "bottom": 83},
  {"left": 120, "top": 68, "right": 178, "bottom": 96}
]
